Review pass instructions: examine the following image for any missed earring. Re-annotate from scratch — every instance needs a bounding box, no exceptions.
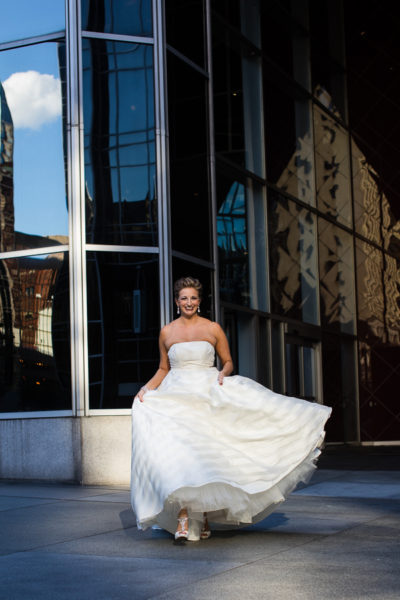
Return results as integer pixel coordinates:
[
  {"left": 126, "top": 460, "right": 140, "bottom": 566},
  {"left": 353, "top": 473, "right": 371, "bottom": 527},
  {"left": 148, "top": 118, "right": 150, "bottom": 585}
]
[
  {"left": 177, "top": 306, "right": 180, "bottom": 315},
  {"left": 197, "top": 307, "right": 200, "bottom": 314}
]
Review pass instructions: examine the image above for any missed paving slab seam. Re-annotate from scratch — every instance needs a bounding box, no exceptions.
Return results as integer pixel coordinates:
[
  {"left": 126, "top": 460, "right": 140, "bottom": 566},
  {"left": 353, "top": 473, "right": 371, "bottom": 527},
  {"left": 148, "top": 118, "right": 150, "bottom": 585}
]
[
  {"left": 0, "top": 499, "right": 78, "bottom": 513},
  {"left": 0, "top": 492, "right": 130, "bottom": 502},
  {"left": 0, "top": 523, "right": 139, "bottom": 558}
]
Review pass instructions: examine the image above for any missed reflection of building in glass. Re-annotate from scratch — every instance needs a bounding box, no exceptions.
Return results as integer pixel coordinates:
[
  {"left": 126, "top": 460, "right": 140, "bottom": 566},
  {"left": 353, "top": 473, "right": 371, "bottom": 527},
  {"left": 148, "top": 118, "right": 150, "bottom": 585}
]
[
  {"left": 83, "top": 39, "right": 157, "bottom": 246},
  {"left": 0, "top": 252, "right": 70, "bottom": 412},
  {"left": 0, "top": 74, "right": 70, "bottom": 411},
  {"left": 0, "top": 83, "right": 14, "bottom": 253},
  {"left": 82, "top": 31, "right": 159, "bottom": 409},
  {"left": 217, "top": 181, "right": 249, "bottom": 306}
]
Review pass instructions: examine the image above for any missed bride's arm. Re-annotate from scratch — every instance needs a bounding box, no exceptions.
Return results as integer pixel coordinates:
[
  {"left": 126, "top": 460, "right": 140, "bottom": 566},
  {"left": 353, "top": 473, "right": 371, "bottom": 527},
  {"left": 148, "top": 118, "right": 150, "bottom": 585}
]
[
  {"left": 135, "top": 329, "right": 170, "bottom": 402},
  {"left": 213, "top": 323, "right": 234, "bottom": 385}
]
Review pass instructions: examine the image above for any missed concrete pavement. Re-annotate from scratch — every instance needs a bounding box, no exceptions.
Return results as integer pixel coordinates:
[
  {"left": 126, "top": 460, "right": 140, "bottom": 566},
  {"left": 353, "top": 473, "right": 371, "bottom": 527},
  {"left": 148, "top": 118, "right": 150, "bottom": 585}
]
[{"left": 0, "top": 455, "right": 399, "bottom": 599}]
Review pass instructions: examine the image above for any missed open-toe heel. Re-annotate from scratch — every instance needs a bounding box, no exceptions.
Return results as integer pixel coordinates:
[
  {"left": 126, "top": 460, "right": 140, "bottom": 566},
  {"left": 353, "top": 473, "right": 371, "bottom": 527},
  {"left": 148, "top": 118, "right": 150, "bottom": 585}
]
[{"left": 174, "top": 516, "right": 189, "bottom": 544}]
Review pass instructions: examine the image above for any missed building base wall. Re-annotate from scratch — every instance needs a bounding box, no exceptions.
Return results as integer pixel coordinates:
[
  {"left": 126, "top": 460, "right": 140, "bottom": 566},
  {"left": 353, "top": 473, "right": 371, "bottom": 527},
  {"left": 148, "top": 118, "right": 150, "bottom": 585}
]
[
  {"left": 0, "top": 416, "right": 132, "bottom": 486},
  {"left": 81, "top": 416, "right": 131, "bottom": 486}
]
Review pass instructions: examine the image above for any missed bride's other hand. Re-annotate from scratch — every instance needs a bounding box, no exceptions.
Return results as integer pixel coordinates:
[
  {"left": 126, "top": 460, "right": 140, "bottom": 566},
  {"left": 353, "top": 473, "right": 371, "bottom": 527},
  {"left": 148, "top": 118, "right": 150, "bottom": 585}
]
[
  {"left": 217, "top": 371, "right": 225, "bottom": 386},
  {"left": 135, "top": 386, "right": 149, "bottom": 402}
]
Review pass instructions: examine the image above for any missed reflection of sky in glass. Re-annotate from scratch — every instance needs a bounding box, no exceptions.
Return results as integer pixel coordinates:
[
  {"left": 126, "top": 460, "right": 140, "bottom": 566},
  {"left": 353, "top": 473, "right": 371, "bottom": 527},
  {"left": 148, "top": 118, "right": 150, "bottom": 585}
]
[
  {"left": 0, "top": 43, "right": 68, "bottom": 238},
  {"left": 81, "top": 0, "right": 152, "bottom": 37},
  {"left": 217, "top": 182, "right": 247, "bottom": 252},
  {"left": 0, "top": 0, "right": 65, "bottom": 43}
]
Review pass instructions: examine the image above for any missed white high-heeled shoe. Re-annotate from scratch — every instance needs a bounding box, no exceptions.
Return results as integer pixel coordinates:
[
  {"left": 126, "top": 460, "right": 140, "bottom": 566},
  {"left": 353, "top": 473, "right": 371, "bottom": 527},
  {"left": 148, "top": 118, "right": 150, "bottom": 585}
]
[{"left": 174, "top": 516, "right": 189, "bottom": 543}]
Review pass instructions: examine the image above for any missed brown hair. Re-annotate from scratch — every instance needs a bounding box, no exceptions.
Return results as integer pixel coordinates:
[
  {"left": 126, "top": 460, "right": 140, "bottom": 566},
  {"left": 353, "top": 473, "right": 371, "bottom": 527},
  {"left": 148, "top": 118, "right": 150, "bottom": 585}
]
[{"left": 174, "top": 276, "right": 203, "bottom": 299}]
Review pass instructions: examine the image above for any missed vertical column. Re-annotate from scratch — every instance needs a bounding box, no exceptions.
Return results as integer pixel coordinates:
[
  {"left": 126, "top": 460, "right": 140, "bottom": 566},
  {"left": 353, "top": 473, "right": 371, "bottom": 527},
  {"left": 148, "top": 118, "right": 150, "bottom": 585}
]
[
  {"left": 153, "top": 0, "right": 172, "bottom": 325},
  {"left": 205, "top": 0, "right": 220, "bottom": 323},
  {"left": 66, "top": 0, "right": 87, "bottom": 416}
]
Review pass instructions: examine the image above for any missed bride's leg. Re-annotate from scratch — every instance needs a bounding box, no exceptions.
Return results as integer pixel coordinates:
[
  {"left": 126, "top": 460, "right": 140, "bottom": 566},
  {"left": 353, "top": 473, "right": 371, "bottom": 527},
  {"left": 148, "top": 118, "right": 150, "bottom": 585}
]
[{"left": 174, "top": 508, "right": 188, "bottom": 542}]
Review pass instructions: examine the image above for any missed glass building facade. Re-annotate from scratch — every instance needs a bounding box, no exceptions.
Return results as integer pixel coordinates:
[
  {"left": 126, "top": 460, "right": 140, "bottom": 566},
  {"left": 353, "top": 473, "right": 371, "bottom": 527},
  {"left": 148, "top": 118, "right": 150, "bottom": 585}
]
[{"left": 1, "top": 0, "right": 400, "bottom": 479}]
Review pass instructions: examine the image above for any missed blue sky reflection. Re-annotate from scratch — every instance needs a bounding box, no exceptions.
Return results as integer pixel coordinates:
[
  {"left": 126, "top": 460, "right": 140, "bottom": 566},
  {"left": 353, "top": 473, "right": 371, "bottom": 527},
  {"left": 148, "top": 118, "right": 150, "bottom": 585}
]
[
  {"left": 0, "top": 41, "right": 68, "bottom": 240},
  {"left": 0, "top": 0, "right": 65, "bottom": 44}
]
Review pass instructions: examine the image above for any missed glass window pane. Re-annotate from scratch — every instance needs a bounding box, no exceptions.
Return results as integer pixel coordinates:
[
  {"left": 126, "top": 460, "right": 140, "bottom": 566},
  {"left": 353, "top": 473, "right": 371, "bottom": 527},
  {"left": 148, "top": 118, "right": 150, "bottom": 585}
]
[
  {"left": 211, "top": 0, "right": 241, "bottom": 30},
  {"left": 168, "top": 53, "right": 211, "bottom": 260},
  {"left": 264, "top": 85, "right": 314, "bottom": 205},
  {"left": 81, "top": 0, "right": 152, "bottom": 37},
  {"left": 257, "top": 317, "right": 270, "bottom": 387},
  {"left": 271, "top": 320, "right": 284, "bottom": 393},
  {"left": 165, "top": 0, "right": 205, "bottom": 67},
  {"left": 352, "top": 138, "right": 382, "bottom": 244},
  {"left": 83, "top": 40, "right": 157, "bottom": 246},
  {"left": 303, "top": 346, "right": 316, "bottom": 399},
  {"left": 352, "top": 138, "right": 400, "bottom": 259},
  {"left": 217, "top": 176, "right": 249, "bottom": 307},
  {"left": 285, "top": 342, "right": 300, "bottom": 397},
  {"left": 312, "top": 63, "right": 346, "bottom": 122},
  {"left": 314, "top": 104, "right": 352, "bottom": 226},
  {"left": 261, "top": 1, "right": 310, "bottom": 89},
  {"left": 355, "top": 239, "right": 384, "bottom": 342},
  {"left": 359, "top": 338, "right": 400, "bottom": 442},
  {"left": 310, "top": 0, "right": 345, "bottom": 67},
  {"left": 0, "top": 0, "right": 65, "bottom": 43},
  {"left": 212, "top": 23, "right": 245, "bottom": 168},
  {"left": 384, "top": 252, "right": 400, "bottom": 345},
  {"left": 217, "top": 168, "right": 269, "bottom": 311},
  {"left": 0, "top": 43, "right": 68, "bottom": 252},
  {"left": 86, "top": 252, "right": 159, "bottom": 409},
  {"left": 356, "top": 240, "right": 400, "bottom": 440},
  {"left": 322, "top": 333, "right": 358, "bottom": 442},
  {"left": 310, "top": 0, "right": 346, "bottom": 117},
  {"left": 213, "top": 22, "right": 264, "bottom": 176},
  {"left": 0, "top": 253, "right": 71, "bottom": 412},
  {"left": 318, "top": 219, "right": 356, "bottom": 334},
  {"left": 268, "top": 190, "right": 319, "bottom": 324}
]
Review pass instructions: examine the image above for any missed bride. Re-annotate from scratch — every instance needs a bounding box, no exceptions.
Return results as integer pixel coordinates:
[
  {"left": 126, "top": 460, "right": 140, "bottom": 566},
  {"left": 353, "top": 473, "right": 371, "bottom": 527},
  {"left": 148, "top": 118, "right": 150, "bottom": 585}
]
[{"left": 131, "top": 276, "right": 331, "bottom": 543}]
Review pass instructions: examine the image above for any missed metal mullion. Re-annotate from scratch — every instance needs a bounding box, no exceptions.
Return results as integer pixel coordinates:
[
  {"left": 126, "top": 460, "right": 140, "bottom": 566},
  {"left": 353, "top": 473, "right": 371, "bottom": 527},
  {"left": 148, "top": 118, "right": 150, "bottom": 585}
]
[
  {"left": 0, "top": 246, "right": 69, "bottom": 260},
  {"left": 0, "top": 411, "right": 73, "bottom": 420},
  {"left": 0, "top": 31, "right": 65, "bottom": 51},
  {"left": 166, "top": 44, "right": 209, "bottom": 78},
  {"left": 348, "top": 127, "right": 361, "bottom": 443},
  {"left": 298, "top": 345, "right": 305, "bottom": 398},
  {"left": 153, "top": 0, "right": 171, "bottom": 326},
  {"left": 67, "top": 0, "right": 87, "bottom": 417},
  {"left": 82, "top": 30, "right": 154, "bottom": 45},
  {"left": 205, "top": 0, "right": 219, "bottom": 323},
  {"left": 171, "top": 250, "right": 214, "bottom": 270},
  {"left": 85, "top": 244, "right": 159, "bottom": 253}
]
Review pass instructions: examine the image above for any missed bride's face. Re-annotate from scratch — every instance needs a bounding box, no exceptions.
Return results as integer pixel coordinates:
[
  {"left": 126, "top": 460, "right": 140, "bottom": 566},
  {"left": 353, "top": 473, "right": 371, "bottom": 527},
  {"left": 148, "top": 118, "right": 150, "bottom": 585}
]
[{"left": 176, "top": 287, "right": 200, "bottom": 317}]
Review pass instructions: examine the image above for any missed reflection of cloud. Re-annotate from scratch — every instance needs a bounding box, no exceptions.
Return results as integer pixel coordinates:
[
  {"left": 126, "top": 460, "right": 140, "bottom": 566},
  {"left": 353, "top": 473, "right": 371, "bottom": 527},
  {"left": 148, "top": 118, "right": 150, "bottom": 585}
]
[{"left": 3, "top": 70, "right": 61, "bottom": 130}]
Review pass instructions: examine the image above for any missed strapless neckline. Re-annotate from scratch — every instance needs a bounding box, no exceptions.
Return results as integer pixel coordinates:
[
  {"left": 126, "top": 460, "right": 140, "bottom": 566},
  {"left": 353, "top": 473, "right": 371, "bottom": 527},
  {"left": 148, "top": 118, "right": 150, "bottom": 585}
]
[{"left": 167, "top": 340, "right": 214, "bottom": 353}]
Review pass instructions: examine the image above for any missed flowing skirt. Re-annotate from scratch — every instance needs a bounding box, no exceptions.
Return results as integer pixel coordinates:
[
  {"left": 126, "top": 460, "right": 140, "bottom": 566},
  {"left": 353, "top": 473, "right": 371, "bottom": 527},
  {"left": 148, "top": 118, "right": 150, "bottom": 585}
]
[{"left": 131, "top": 366, "right": 331, "bottom": 540}]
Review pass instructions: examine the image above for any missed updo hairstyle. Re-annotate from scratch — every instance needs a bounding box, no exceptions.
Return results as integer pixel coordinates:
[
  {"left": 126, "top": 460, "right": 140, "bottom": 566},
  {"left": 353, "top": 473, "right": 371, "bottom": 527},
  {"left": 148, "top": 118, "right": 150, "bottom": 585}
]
[{"left": 174, "top": 276, "right": 203, "bottom": 300}]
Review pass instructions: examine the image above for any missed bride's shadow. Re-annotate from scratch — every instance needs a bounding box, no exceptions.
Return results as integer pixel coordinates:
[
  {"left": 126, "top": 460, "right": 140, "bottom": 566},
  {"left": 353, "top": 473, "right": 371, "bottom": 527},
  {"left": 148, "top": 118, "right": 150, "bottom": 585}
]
[
  {"left": 211, "top": 512, "right": 289, "bottom": 538},
  {"left": 118, "top": 509, "right": 289, "bottom": 540}
]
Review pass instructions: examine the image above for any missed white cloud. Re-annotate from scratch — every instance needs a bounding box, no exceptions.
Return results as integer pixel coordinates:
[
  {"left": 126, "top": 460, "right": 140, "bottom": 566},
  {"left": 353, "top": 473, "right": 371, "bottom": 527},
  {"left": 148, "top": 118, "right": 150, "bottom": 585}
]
[{"left": 3, "top": 70, "right": 61, "bottom": 130}]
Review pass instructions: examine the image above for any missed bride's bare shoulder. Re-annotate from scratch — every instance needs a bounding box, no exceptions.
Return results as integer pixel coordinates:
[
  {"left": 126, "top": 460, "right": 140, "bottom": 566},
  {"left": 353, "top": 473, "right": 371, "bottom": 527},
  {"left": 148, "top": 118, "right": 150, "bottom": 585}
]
[
  {"left": 160, "top": 323, "right": 173, "bottom": 341},
  {"left": 208, "top": 320, "right": 223, "bottom": 332}
]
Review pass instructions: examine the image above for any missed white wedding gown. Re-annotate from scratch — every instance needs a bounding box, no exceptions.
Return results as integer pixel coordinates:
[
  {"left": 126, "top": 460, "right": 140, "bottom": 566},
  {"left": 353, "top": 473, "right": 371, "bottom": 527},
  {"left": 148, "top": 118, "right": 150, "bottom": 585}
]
[{"left": 131, "top": 341, "right": 331, "bottom": 540}]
